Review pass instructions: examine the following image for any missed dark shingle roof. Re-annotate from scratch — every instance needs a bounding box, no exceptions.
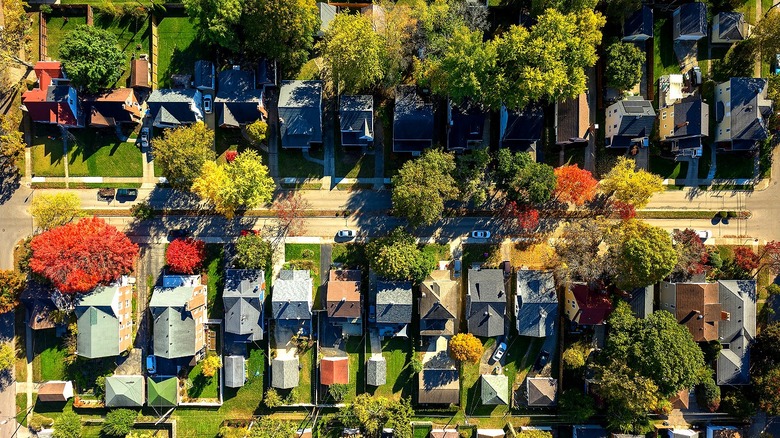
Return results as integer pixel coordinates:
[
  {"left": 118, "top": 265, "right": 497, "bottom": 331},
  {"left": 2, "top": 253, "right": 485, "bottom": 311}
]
[
  {"left": 393, "top": 85, "right": 434, "bottom": 153},
  {"left": 500, "top": 105, "right": 544, "bottom": 151},
  {"left": 467, "top": 269, "right": 506, "bottom": 338},
  {"left": 724, "top": 78, "right": 771, "bottom": 143},
  {"left": 671, "top": 96, "right": 707, "bottom": 138},
  {"left": 447, "top": 102, "right": 486, "bottom": 150},
  {"left": 223, "top": 269, "right": 264, "bottom": 341},
  {"left": 272, "top": 270, "right": 312, "bottom": 320},
  {"left": 623, "top": 6, "right": 653, "bottom": 41},
  {"left": 717, "top": 280, "right": 756, "bottom": 385},
  {"left": 340, "top": 95, "right": 374, "bottom": 146},
  {"left": 148, "top": 89, "right": 202, "bottom": 126},
  {"left": 216, "top": 69, "right": 264, "bottom": 128},
  {"left": 278, "top": 81, "right": 323, "bottom": 148},
  {"left": 194, "top": 60, "right": 214, "bottom": 89},
  {"left": 717, "top": 12, "right": 747, "bottom": 41},
  {"left": 376, "top": 281, "right": 412, "bottom": 324},
  {"left": 674, "top": 3, "right": 707, "bottom": 40},
  {"left": 515, "top": 270, "right": 557, "bottom": 338}
]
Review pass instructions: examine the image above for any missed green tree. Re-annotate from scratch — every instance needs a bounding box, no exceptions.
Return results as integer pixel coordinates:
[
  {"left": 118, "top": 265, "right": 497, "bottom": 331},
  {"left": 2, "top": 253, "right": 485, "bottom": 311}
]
[
  {"left": 0, "top": 270, "right": 25, "bottom": 313},
  {"left": 597, "top": 361, "right": 661, "bottom": 434},
  {"left": 241, "top": 0, "right": 319, "bottom": 76},
  {"left": 245, "top": 119, "right": 268, "bottom": 145},
  {"left": 0, "top": 112, "right": 26, "bottom": 171},
  {"left": 696, "top": 377, "right": 721, "bottom": 412},
  {"left": 559, "top": 389, "right": 596, "bottom": 423},
  {"left": 263, "top": 387, "right": 282, "bottom": 408},
  {"left": 183, "top": 0, "right": 242, "bottom": 48},
  {"left": 59, "top": 25, "right": 125, "bottom": 93},
  {"left": 329, "top": 383, "right": 349, "bottom": 402},
  {"left": 752, "top": 8, "right": 780, "bottom": 63},
  {"left": 102, "top": 409, "right": 138, "bottom": 437},
  {"left": 153, "top": 122, "right": 215, "bottom": 190},
  {"left": 554, "top": 219, "right": 613, "bottom": 282},
  {"left": 562, "top": 342, "right": 589, "bottom": 369},
  {"left": 375, "top": 0, "right": 418, "bottom": 87},
  {"left": 191, "top": 150, "right": 275, "bottom": 218},
  {"left": 319, "top": 13, "right": 385, "bottom": 94},
  {"left": 53, "top": 411, "right": 81, "bottom": 438},
  {"left": 338, "top": 394, "right": 413, "bottom": 438},
  {"left": 392, "top": 149, "right": 459, "bottom": 227},
  {"left": 600, "top": 157, "right": 663, "bottom": 207},
  {"left": 605, "top": 41, "right": 644, "bottom": 91},
  {"left": 249, "top": 417, "right": 297, "bottom": 437},
  {"left": 385, "top": 397, "right": 414, "bottom": 438},
  {"left": 30, "top": 192, "right": 85, "bottom": 231},
  {"left": 611, "top": 220, "right": 677, "bottom": 290},
  {"left": 508, "top": 159, "right": 557, "bottom": 205},
  {"left": 0, "top": 343, "right": 14, "bottom": 372},
  {"left": 721, "top": 389, "right": 757, "bottom": 421},
  {"left": 752, "top": 322, "right": 780, "bottom": 376},
  {"left": 0, "top": 0, "right": 34, "bottom": 68},
  {"left": 366, "top": 228, "right": 435, "bottom": 282},
  {"left": 454, "top": 148, "right": 491, "bottom": 206},
  {"left": 517, "top": 431, "right": 553, "bottom": 438},
  {"left": 235, "top": 234, "right": 272, "bottom": 270}
]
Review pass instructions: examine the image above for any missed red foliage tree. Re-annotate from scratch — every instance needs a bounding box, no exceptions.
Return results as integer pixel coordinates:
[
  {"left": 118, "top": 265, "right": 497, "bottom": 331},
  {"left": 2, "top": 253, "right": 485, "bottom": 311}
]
[
  {"left": 553, "top": 164, "right": 598, "bottom": 206},
  {"left": 166, "top": 238, "right": 206, "bottom": 274},
  {"left": 505, "top": 201, "right": 540, "bottom": 233},
  {"left": 273, "top": 192, "right": 311, "bottom": 237},
  {"left": 734, "top": 246, "right": 759, "bottom": 273},
  {"left": 611, "top": 200, "right": 636, "bottom": 220},
  {"left": 760, "top": 241, "right": 780, "bottom": 273},
  {"left": 672, "top": 228, "right": 709, "bottom": 279},
  {"left": 225, "top": 150, "right": 238, "bottom": 162},
  {"left": 29, "top": 217, "right": 138, "bottom": 294}
]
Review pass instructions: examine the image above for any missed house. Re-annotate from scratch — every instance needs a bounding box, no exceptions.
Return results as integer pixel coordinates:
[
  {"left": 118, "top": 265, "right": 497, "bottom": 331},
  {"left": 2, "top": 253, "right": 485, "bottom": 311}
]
[
  {"left": 623, "top": 6, "right": 653, "bottom": 42},
  {"left": 86, "top": 88, "right": 143, "bottom": 128},
  {"left": 499, "top": 105, "right": 544, "bottom": 156},
  {"left": 21, "top": 61, "right": 80, "bottom": 127},
  {"left": 418, "top": 369, "right": 459, "bottom": 405},
  {"left": 466, "top": 269, "right": 507, "bottom": 338},
  {"left": 480, "top": 374, "right": 509, "bottom": 405},
  {"left": 515, "top": 270, "right": 557, "bottom": 338},
  {"left": 717, "top": 280, "right": 756, "bottom": 385},
  {"left": 555, "top": 93, "right": 590, "bottom": 146},
  {"left": 573, "top": 425, "right": 609, "bottom": 438},
  {"left": 149, "top": 275, "right": 207, "bottom": 359},
  {"left": 714, "top": 78, "right": 772, "bottom": 151},
  {"left": 320, "top": 356, "right": 349, "bottom": 386},
  {"left": 706, "top": 426, "right": 741, "bottom": 438},
  {"left": 278, "top": 80, "right": 323, "bottom": 148},
  {"left": 21, "top": 282, "right": 61, "bottom": 330},
  {"left": 271, "top": 357, "right": 299, "bottom": 389},
  {"left": 526, "top": 377, "right": 557, "bottom": 407},
  {"left": 215, "top": 68, "right": 265, "bottom": 128},
  {"left": 223, "top": 269, "right": 265, "bottom": 342},
  {"left": 419, "top": 269, "right": 459, "bottom": 337},
  {"left": 673, "top": 3, "right": 707, "bottom": 41},
  {"left": 193, "top": 60, "right": 215, "bottom": 90},
  {"left": 339, "top": 95, "right": 374, "bottom": 147},
  {"left": 605, "top": 98, "right": 656, "bottom": 148},
  {"left": 224, "top": 355, "right": 246, "bottom": 388},
  {"left": 147, "top": 376, "right": 179, "bottom": 408},
  {"left": 447, "top": 101, "right": 487, "bottom": 151},
  {"left": 130, "top": 55, "right": 151, "bottom": 89},
  {"left": 659, "top": 96, "right": 710, "bottom": 154},
  {"left": 317, "top": 2, "right": 337, "bottom": 37},
  {"left": 564, "top": 283, "right": 612, "bottom": 326},
  {"left": 375, "top": 280, "right": 413, "bottom": 337},
  {"left": 75, "top": 279, "right": 133, "bottom": 359},
  {"left": 626, "top": 285, "right": 654, "bottom": 319},
  {"left": 272, "top": 270, "right": 313, "bottom": 328},
  {"left": 660, "top": 281, "right": 721, "bottom": 342},
  {"left": 367, "top": 356, "right": 387, "bottom": 386},
  {"left": 713, "top": 12, "right": 751, "bottom": 44},
  {"left": 256, "top": 58, "right": 276, "bottom": 87},
  {"left": 477, "top": 431, "right": 505, "bottom": 438},
  {"left": 430, "top": 430, "right": 459, "bottom": 438},
  {"left": 394, "top": 85, "right": 434, "bottom": 154},
  {"left": 147, "top": 89, "right": 203, "bottom": 128},
  {"left": 326, "top": 270, "right": 362, "bottom": 335},
  {"left": 37, "top": 381, "right": 74, "bottom": 402},
  {"left": 105, "top": 375, "right": 145, "bottom": 408}
]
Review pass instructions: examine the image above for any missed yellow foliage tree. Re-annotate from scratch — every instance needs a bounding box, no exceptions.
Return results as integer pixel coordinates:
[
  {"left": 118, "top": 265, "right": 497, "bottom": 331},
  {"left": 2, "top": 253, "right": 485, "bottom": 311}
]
[
  {"left": 30, "top": 192, "right": 85, "bottom": 231},
  {"left": 449, "top": 333, "right": 483, "bottom": 363},
  {"left": 201, "top": 354, "right": 222, "bottom": 378},
  {"left": 599, "top": 157, "right": 663, "bottom": 208}
]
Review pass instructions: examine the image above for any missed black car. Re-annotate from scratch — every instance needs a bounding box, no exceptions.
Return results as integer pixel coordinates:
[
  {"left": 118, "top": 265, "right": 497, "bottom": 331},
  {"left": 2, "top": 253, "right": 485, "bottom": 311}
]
[
  {"left": 117, "top": 188, "right": 138, "bottom": 200},
  {"left": 534, "top": 350, "right": 550, "bottom": 371},
  {"left": 167, "top": 229, "right": 191, "bottom": 241}
]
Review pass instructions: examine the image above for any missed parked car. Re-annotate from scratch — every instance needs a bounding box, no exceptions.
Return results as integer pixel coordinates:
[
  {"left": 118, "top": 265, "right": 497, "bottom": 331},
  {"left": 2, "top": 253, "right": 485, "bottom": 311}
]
[
  {"left": 97, "top": 188, "right": 115, "bottom": 201},
  {"left": 535, "top": 350, "right": 550, "bottom": 371},
  {"left": 167, "top": 229, "right": 190, "bottom": 241},
  {"left": 696, "top": 230, "right": 711, "bottom": 241},
  {"left": 140, "top": 127, "right": 149, "bottom": 148},
  {"left": 116, "top": 188, "right": 138, "bottom": 199},
  {"left": 471, "top": 230, "right": 491, "bottom": 239},
  {"left": 337, "top": 229, "right": 356, "bottom": 239},
  {"left": 204, "top": 95, "right": 213, "bottom": 114},
  {"left": 146, "top": 355, "right": 156, "bottom": 374},
  {"left": 368, "top": 305, "right": 376, "bottom": 324},
  {"left": 774, "top": 54, "right": 780, "bottom": 75},
  {"left": 452, "top": 259, "right": 462, "bottom": 278},
  {"left": 688, "top": 66, "right": 702, "bottom": 87},
  {"left": 492, "top": 342, "right": 507, "bottom": 363}
]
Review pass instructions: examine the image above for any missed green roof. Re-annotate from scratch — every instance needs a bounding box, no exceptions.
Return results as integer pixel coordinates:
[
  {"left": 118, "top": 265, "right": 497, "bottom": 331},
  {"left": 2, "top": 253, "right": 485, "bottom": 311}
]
[
  {"left": 147, "top": 376, "right": 178, "bottom": 407},
  {"left": 105, "top": 375, "right": 145, "bottom": 407},
  {"left": 77, "top": 306, "right": 120, "bottom": 359}
]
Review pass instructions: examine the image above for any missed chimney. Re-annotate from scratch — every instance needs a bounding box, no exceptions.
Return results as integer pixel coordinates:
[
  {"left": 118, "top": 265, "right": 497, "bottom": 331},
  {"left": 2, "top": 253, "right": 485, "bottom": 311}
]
[{"left": 721, "top": 311, "right": 731, "bottom": 321}]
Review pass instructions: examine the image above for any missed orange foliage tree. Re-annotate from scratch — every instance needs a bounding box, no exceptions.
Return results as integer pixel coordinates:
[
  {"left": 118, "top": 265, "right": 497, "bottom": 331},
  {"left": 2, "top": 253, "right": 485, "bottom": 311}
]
[
  {"left": 449, "top": 333, "right": 483, "bottom": 363},
  {"left": 553, "top": 164, "right": 598, "bottom": 206}
]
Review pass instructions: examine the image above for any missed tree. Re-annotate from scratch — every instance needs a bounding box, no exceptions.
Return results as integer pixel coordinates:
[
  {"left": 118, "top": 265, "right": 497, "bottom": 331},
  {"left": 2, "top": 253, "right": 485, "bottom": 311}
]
[
  {"left": 508, "top": 160, "right": 557, "bottom": 205},
  {"left": 53, "top": 411, "right": 82, "bottom": 438},
  {"left": 337, "top": 394, "right": 413, "bottom": 438},
  {"left": 329, "top": 383, "right": 349, "bottom": 402},
  {"left": 234, "top": 234, "right": 272, "bottom": 269},
  {"left": 0, "top": 270, "right": 25, "bottom": 313},
  {"left": 597, "top": 361, "right": 662, "bottom": 434},
  {"left": 454, "top": 148, "right": 491, "bottom": 206},
  {"left": 0, "top": 0, "right": 34, "bottom": 69},
  {"left": 410, "top": 356, "right": 423, "bottom": 373},
  {"left": 102, "top": 409, "right": 138, "bottom": 437},
  {"left": 30, "top": 218, "right": 138, "bottom": 294},
  {"left": 559, "top": 389, "right": 596, "bottom": 423},
  {"left": 183, "top": 0, "right": 242, "bottom": 48},
  {"left": 152, "top": 123, "right": 215, "bottom": 190},
  {"left": 600, "top": 157, "right": 663, "bottom": 207},
  {"left": 495, "top": 148, "right": 532, "bottom": 190},
  {"left": 0, "top": 112, "right": 26, "bottom": 171},
  {"left": 671, "top": 229, "right": 709, "bottom": 282},
  {"left": 517, "top": 431, "right": 553, "bottom": 438},
  {"left": 191, "top": 150, "right": 275, "bottom": 218},
  {"left": 562, "top": 342, "right": 589, "bottom": 369},
  {"left": 554, "top": 219, "right": 613, "bottom": 282},
  {"left": 721, "top": 389, "right": 757, "bottom": 422},
  {"left": 365, "top": 228, "right": 435, "bottom": 282},
  {"left": 752, "top": 8, "right": 780, "bottom": 63},
  {"left": 696, "top": 377, "right": 721, "bottom": 412},
  {"left": 59, "top": 25, "right": 125, "bottom": 93},
  {"left": 503, "top": 202, "right": 540, "bottom": 234},
  {"left": 392, "top": 149, "right": 459, "bottom": 227},
  {"left": 245, "top": 119, "right": 268, "bottom": 146},
  {"left": 249, "top": 417, "right": 297, "bottom": 438},
  {"left": 751, "top": 323, "right": 780, "bottom": 376},
  {"left": 0, "top": 343, "right": 14, "bottom": 372},
  {"left": 611, "top": 220, "right": 677, "bottom": 290},
  {"left": 733, "top": 246, "right": 759, "bottom": 273},
  {"left": 755, "top": 368, "right": 780, "bottom": 415},
  {"left": 263, "top": 387, "right": 282, "bottom": 408},
  {"left": 319, "top": 13, "right": 385, "bottom": 94},
  {"left": 241, "top": 0, "right": 319, "bottom": 76},
  {"left": 166, "top": 238, "right": 206, "bottom": 274},
  {"left": 30, "top": 192, "right": 85, "bottom": 231},
  {"left": 448, "top": 333, "right": 483, "bottom": 363},
  {"left": 130, "top": 201, "right": 154, "bottom": 221},
  {"left": 385, "top": 397, "right": 414, "bottom": 438},
  {"left": 375, "top": 0, "right": 418, "bottom": 87},
  {"left": 553, "top": 164, "right": 598, "bottom": 205},
  {"left": 605, "top": 41, "right": 644, "bottom": 91},
  {"left": 201, "top": 354, "right": 222, "bottom": 378},
  {"left": 273, "top": 192, "right": 310, "bottom": 237}
]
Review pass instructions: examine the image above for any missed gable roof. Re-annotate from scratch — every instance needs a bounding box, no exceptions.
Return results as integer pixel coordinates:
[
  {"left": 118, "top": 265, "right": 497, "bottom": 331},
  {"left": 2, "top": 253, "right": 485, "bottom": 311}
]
[
  {"left": 38, "top": 381, "right": 74, "bottom": 402},
  {"left": 627, "top": 285, "right": 654, "bottom": 319},
  {"left": 674, "top": 2, "right": 707, "bottom": 40},
  {"left": 447, "top": 101, "right": 487, "bottom": 151},
  {"left": 86, "top": 88, "right": 142, "bottom": 128},
  {"left": 194, "top": 60, "right": 215, "bottom": 89},
  {"left": 715, "top": 12, "right": 748, "bottom": 41},
  {"left": 225, "top": 355, "right": 246, "bottom": 388},
  {"left": 480, "top": 374, "right": 509, "bottom": 405},
  {"left": 526, "top": 377, "right": 557, "bottom": 406},
  {"left": 131, "top": 57, "right": 150, "bottom": 88},
  {"left": 21, "top": 282, "right": 58, "bottom": 330},
  {"left": 340, "top": 95, "right": 374, "bottom": 146},
  {"left": 570, "top": 283, "right": 612, "bottom": 325},
  {"left": 420, "top": 270, "right": 460, "bottom": 336},
  {"left": 76, "top": 285, "right": 122, "bottom": 359},
  {"left": 272, "top": 357, "right": 299, "bottom": 389},
  {"left": 664, "top": 96, "right": 709, "bottom": 139},
  {"left": 716, "top": 78, "right": 772, "bottom": 147},
  {"left": 418, "top": 369, "right": 459, "bottom": 405},
  {"left": 606, "top": 98, "right": 656, "bottom": 148},
  {"left": 556, "top": 93, "right": 590, "bottom": 145},
  {"left": 272, "top": 270, "right": 313, "bottom": 320},
  {"left": 148, "top": 89, "right": 202, "bottom": 127},
  {"left": 717, "top": 280, "right": 756, "bottom": 385},
  {"left": 394, "top": 85, "right": 434, "bottom": 153},
  {"left": 279, "top": 80, "right": 323, "bottom": 148},
  {"left": 500, "top": 105, "right": 544, "bottom": 151},
  {"left": 321, "top": 356, "right": 349, "bottom": 386},
  {"left": 105, "top": 375, "right": 145, "bottom": 407},
  {"left": 327, "top": 270, "right": 362, "bottom": 319},
  {"left": 147, "top": 376, "right": 178, "bottom": 407},
  {"left": 367, "top": 356, "right": 386, "bottom": 386},
  {"left": 467, "top": 269, "right": 506, "bottom": 337},
  {"left": 22, "top": 61, "right": 79, "bottom": 126},
  {"left": 223, "top": 269, "right": 264, "bottom": 340},
  {"left": 151, "top": 306, "right": 197, "bottom": 359},
  {"left": 623, "top": 6, "right": 653, "bottom": 41},
  {"left": 516, "top": 271, "right": 557, "bottom": 337},
  {"left": 673, "top": 282, "right": 721, "bottom": 342},
  {"left": 376, "top": 281, "right": 413, "bottom": 324},
  {"left": 216, "top": 69, "right": 264, "bottom": 128}
]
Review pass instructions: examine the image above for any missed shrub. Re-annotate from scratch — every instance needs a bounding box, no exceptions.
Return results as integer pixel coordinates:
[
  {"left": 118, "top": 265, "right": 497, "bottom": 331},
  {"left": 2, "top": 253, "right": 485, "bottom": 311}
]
[
  {"left": 410, "top": 356, "right": 423, "bottom": 373},
  {"left": 329, "top": 383, "right": 349, "bottom": 402},
  {"left": 768, "top": 284, "right": 780, "bottom": 295},
  {"left": 264, "top": 387, "right": 282, "bottom": 408},
  {"left": 29, "top": 413, "right": 54, "bottom": 432},
  {"left": 166, "top": 238, "right": 206, "bottom": 274},
  {"left": 39, "top": 4, "right": 53, "bottom": 14},
  {"left": 53, "top": 411, "right": 81, "bottom": 438},
  {"left": 201, "top": 354, "right": 222, "bottom": 378},
  {"left": 131, "top": 201, "right": 155, "bottom": 221},
  {"left": 102, "top": 409, "right": 138, "bottom": 437},
  {"left": 562, "top": 345, "right": 586, "bottom": 370},
  {"left": 245, "top": 120, "right": 268, "bottom": 145},
  {"left": 449, "top": 333, "right": 483, "bottom": 363},
  {"left": 301, "top": 249, "right": 315, "bottom": 258},
  {"left": 696, "top": 378, "right": 721, "bottom": 412},
  {"left": 235, "top": 234, "right": 272, "bottom": 270}
]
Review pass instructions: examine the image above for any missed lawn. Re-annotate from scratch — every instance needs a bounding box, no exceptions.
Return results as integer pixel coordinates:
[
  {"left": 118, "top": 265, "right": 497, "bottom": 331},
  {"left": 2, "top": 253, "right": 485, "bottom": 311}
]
[
  {"left": 285, "top": 243, "right": 322, "bottom": 309},
  {"left": 332, "top": 243, "right": 367, "bottom": 269},
  {"left": 32, "top": 329, "right": 67, "bottom": 382},
  {"left": 68, "top": 130, "right": 143, "bottom": 177},
  {"left": 736, "top": 0, "right": 757, "bottom": 24},
  {"left": 714, "top": 153, "right": 755, "bottom": 179},
  {"left": 335, "top": 149, "right": 374, "bottom": 178},
  {"left": 156, "top": 15, "right": 210, "bottom": 88},
  {"left": 346, "top": 337, "right": 365, "bottom": 401},
  {"left": 93, "top": 13, "right": 151, "bottom": 88},
  {"left": 31, "top": 126, "right": 66, "bottom": 177},
  {"left": 204, "top": 244, "right": 225, "bottom": 318},
  {"left": 291, "top": 347, "right": 314, "bottom": 404},
  {"left": 16, "top": 392, "right": 27, "bottom": 427},
  {"left": 372, "top": 338, "right": 414, "bottom": 400},
  {"left": 653, "top": 17, "right": 681, "bottom": 97},
  {"left": 462, "top": 244, "right": 502, "bottom": 269},
  {"left": 650, "top": 155, "right": 688, "bottom": 180},
  {"left": 278, "top": 148, "right": 324, "bottom": 178},
  {"left": 186, "top": 361, "right": 219, "bottom": 400},
  {"left": 215, "top": 128, "right": 267, "bottom": 164},
  {"left": 45, "top": 15, "right": 87, "bottom": 59}
]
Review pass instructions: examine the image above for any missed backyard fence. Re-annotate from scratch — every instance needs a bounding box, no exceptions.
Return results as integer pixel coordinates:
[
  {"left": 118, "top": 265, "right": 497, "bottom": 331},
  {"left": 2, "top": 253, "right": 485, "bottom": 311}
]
[
  {"left": 39, "top": 13, "right": 47, "bottom": 61},
  {"left": 151, "top": 15, "right": 159, "bottom": 89}
]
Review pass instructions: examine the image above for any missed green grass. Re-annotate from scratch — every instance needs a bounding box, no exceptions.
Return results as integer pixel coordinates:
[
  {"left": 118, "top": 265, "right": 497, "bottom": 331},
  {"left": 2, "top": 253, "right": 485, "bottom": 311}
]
[
  {"left": 68, "top": 130, "right": 143, "bottom": 177},
  {"left": 187, "top": 361, "right": 219, "bottom": 400},
  {"left": 335, "top": 149, "right": 375, "bottom": 178},
  {"left": 346, "top": 337, "right": 364, "bottom": 401},
  {"left": 31, "top": 129, "right": 66, "bottom": 177},
  {"left": 332, "top": 243, "right": 367, "bottom": 269},
  {"left": 278, "top": 149, "right": 324, "bottom": 178},
  {"left": 653, "top": 17, "right": 681, "bottom": 97},
  {"left": 649, "top": 155, "right": 688, "bottom": 179},
  {"left": 16, "top": 392, "right": 27, "bottom": 427},
  {"left": 462, "top": 244, "right": 502, "bottom": 268},
  {"left": 714, "top": 153, "right": 755, "bottom": 179},
  {"left": 736, "top": 0, "right": 757, "bottom": 24},
  {"left": 32, "top": 329, "right": 67, "bottom": 382},
  {"left": 372, "top": 338, "right": 413, "bottom": 400},
  {"left": 414, "top": 425, "right": 433, "bottom": 438},
  {"left": 291, "top": 347, "right": 314, "bottom": 404},
  {"left": 214, "top": 129, "right": 267, "bottom": 164},
  {"left": 45, "top": 15, "right": 87, "bottom": 59},
  {"left": 30, "top": 12, "right": 40, "bottom": 62},
  {"left": 423, "top": 243, "right": 451, "bottom": 262},
  {"left": 285, "top": 243, "right": 322, "bottom": 309},
  {"left": 296, "top": 59, "right": 320, "bottom": 80},
  {"left": 93, "top": 13, "right": 151, "bottom": 87},
  {"left": 156, "top": 15, "right": 209, "bottom": 88},
  {"left": 204, "top": 244, "right": 225, "bottom": 318}
]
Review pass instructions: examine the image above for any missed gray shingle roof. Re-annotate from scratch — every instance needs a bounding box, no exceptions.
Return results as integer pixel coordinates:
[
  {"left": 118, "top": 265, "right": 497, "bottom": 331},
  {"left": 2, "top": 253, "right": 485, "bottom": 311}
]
[
  {"left": 367, "top": 356, "right": 386, "bottom": 386},
  {"left": 340, "top": 95, "right": 374, "bottom": 146},
  {"left": 272, "top": 270, "right": 313, "bottom": 320},
  {"left": 278, "top": 81, "right": 323, "bottom": 148},
  {"left": 224, "top": 355, "right": 246, "bottom": 388},
  {"left": 480, "top": 374, "right": 509, "bottom": 405},
  {"left": 76, "top": 286, "right": 121, "bottom": 359},
  {"left": 105, "top": 375, "right": 145, "bottom": 407},
  {"left": 721, "top": 78, "right": 771, "bottom": 144},
  {"left": 526, "top": 377, "right": 557, "bottom": 406},
  {"left": 393, "top": 85, "right": 434, "bottom": 153},
  {"left": 627, "top": 285, "right": 654, "bottom": 319},
  {"left": 607, "top": 99, "right": 656, "bottom": 148},
  {"left": 224, "top": 269, "right": 264, "bottom": 341},
  {"left": 271, "top": 357, "right": 299, "bottom": 389},
  {"left": 148, "top": 89, "right": 202, "bottom": 126},
  {"left": 674, "top": 3, "right": 707, "bottom": 40},
  {"left": 716, "top": 12, "right": 747, "bottom": 41},
  {"left": 515, "top": 271, "right": 557, "bottom": 338},
  {"left": 717, "top": 280, "right": 756, "bottom": 385},
  {"left": 376, "top": 281, "right": 412, "bottom": 324},
  {"left": 623, "top": 6, "right": 653, "bottom": 41},
  {"left": 194, "top": 60, "right": 214, "bottom": 89},
  {"left": 151, "top": 306, "right": 196, "bottom": 359},
  {"left": 467, "top": 269, "right": 506, "bottom": 338},
  {"left": 215, "top": 69, "right": 264, "bottom": 128}
]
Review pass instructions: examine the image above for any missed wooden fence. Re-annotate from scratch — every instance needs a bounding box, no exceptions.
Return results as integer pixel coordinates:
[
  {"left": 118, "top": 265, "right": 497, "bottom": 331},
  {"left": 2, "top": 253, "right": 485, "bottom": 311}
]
[{"left": 39, "top": 12, "right": 47, "bottom": 61}]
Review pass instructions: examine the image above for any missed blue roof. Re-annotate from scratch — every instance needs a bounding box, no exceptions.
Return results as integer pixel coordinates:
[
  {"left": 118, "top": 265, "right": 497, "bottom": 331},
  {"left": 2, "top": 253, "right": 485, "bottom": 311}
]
[{"left": 623, "top": 6, "right": 653, "bottom": 40}]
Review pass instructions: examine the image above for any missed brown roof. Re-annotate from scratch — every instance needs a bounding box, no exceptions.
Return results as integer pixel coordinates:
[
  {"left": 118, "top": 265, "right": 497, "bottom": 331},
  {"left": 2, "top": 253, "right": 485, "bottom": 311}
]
[
  {"left": 671, "top": 388, "right": 689, "bottom": 410},
  {"left": 675, "top": 283, "right": 720, "bottom": 342},
  {"left": 420, "top": 270, "right": 460, "bottom": 336},
  {"left": 320, "top": 356, "right": 349, "bottom": 386},
  {"left": 38, "top": 381, "right": 72, "bottom": 402},
  {"left": 526, "top": 377, "right": 557, "bottom": 406},
  {"left": 131, "top": 58, "right": 150, "bottom": 88},
  {"left": 418, "top": 369, "right": 459, "bottom": 405},
  {"left": 326, "top": 270, "right": 361, "bottom": 319}
]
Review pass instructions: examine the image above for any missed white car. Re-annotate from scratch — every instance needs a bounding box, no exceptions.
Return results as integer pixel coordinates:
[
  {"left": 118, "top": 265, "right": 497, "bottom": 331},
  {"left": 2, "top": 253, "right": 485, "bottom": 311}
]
[
  {"left": 492, "top": 342, "right": 507, "bottom": 363},
  {"left": 203, "top": 95, "right": 213, "bottom": 114},
  {"left": 696, "top": 230, "right": 711, "bottom": 241},
  {"left": 337, "top": 229, "right": 356, "bottom": 239},
  {"left": 471, "top": 230, "right": 491, "bottom": 239}
]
